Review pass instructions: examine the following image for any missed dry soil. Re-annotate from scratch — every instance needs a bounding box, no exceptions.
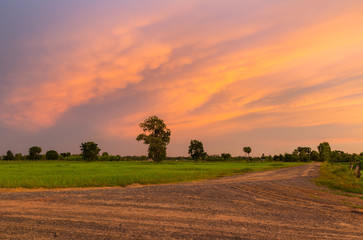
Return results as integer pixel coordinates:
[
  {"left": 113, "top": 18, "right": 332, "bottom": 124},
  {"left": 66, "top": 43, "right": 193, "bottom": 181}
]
[{"left": 0, "top": 163, "right": 362, "bottom": 239}]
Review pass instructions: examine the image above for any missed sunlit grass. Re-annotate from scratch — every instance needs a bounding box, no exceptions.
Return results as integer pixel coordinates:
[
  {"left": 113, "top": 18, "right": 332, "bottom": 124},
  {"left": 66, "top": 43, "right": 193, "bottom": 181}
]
[
  {"left": 0, "top": 161, "right": 305, "bottom": 189},
  {"left": 314, "top": 162, "right": 363, "bottom": 194}
]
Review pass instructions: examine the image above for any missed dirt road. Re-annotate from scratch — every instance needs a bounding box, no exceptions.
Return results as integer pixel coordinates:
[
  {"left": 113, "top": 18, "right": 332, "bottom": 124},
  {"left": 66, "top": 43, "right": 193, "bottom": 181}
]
[{"left": 0, "top": 163, "right": 362, "bottom": 239}]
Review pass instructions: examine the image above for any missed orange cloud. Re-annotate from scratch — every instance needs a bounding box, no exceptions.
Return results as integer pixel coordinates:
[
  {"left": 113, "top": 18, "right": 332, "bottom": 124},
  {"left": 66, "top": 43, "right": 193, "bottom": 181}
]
[
  {"left": 1, "top": 0, "right": 363, "bottom": 158},
  {"left": 0, "top": 31, "right": 173, "bottom": 130}
]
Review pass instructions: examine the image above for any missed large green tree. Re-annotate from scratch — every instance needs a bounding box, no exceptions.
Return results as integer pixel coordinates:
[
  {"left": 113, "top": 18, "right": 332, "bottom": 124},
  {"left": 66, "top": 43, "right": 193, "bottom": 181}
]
[
  {"left": 136, "top": 116, "right": 171, "bottom": 162},
  {"left": 29, "top": 146, "right": 42, "bottom": 160},
  {"left": 188, "top": 140, "right": 207, "bottom": 160},
  {"left": 317, "top": 142, "right": 331, "bottom": 163},
  {"left": 80, "top": 142, "right": 101, "bottom": 161}
]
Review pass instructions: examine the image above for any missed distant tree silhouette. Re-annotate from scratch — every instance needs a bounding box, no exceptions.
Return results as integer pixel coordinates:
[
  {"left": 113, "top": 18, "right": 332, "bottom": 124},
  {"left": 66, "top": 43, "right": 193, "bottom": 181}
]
[
  {"left": 80, "top": 142, "right": 101, "bottom": 161},
  {"left": 4, "top": 150, "right": 14, "bottom": 160},
  {"left": 14, "top": 153, "right": 23, "bottom": 160},
  {"left": 221, "top": 153, "right": 232, "bottom": 160},
  {"left": 29, "top": 146, "right": 42, "bottom": 160},
  {"left": 46, "top": 150, "right": 59, "bottom": 160},
  {"left": 243, "top": 147, "right": 252, "bottom": 157},
  {"left": 60, "top": 152, "right": 71, "bottom": 158},
  {"left": 317, "top": 142, "right": 331, "bottom": 163},
  {"left": 294, "top": 147, "right": 311, "bottom": 162},
  {"left": 188, "top": 140, "right": 207, "bottom": 160},
  {"left": 310, "top": 150, "right": 319, "bottom": 161}
]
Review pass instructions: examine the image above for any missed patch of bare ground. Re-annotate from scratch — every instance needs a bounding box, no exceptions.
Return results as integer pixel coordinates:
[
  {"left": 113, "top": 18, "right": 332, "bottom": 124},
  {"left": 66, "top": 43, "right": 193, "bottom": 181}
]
[{"left": 0, "top": 163, "right": 362, "bottom": 239}]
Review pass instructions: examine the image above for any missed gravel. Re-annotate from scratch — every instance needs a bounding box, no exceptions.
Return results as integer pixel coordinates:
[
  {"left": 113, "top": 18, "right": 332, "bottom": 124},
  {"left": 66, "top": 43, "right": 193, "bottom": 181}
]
[{"left": 0, "top": 163, "right": 362, "bottom": 239}]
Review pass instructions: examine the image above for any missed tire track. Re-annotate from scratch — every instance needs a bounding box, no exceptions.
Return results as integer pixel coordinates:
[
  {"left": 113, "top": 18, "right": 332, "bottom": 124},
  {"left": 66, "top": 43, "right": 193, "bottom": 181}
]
[{"left": 0, "top": 163, "right": 362, "bottom": 239}]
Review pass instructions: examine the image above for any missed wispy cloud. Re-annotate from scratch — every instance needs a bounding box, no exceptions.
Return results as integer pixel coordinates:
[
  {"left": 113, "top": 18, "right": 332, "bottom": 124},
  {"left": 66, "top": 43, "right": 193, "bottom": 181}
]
[{"left": 0, "top": 0, "right": 362, "bottom": 155}]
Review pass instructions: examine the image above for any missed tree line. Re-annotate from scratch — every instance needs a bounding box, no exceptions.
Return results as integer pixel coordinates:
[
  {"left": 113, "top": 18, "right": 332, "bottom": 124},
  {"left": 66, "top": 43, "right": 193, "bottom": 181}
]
[{"left": 1, "top": 116, "right": 362, "bottom": 177}]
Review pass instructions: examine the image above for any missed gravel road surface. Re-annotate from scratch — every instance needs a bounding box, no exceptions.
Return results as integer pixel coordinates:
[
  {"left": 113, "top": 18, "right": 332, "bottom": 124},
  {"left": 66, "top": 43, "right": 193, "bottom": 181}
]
[{"left": 0, "top": 163, "right": 362, "bottom": 239}]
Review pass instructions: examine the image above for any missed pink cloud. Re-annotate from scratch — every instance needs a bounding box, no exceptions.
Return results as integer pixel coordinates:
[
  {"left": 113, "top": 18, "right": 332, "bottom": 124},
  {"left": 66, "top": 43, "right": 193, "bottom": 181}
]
[{"left": 1, "top": 0, "right": 363, "bottom": 155}]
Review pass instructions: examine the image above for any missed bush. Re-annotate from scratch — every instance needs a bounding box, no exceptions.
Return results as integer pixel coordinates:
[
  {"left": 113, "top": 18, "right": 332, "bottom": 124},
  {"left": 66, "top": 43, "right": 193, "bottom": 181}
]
[
  {"left": 60, "top": 152, "right": 71, "bottom": 158},
  {"left": 99, "top": 154, "right": 122, "bottom": 161},
  {"left": 64, "top": 155, "right": 83, "bottom": 161},
  {"left": 221, "top": 153, "right": 232, "bottom": 160},
  {"left": 46, "top": 150, "right": 59, "bottom": 160},
  {"left": 14, "top": 153, "right": 23, "bottom": 160}
]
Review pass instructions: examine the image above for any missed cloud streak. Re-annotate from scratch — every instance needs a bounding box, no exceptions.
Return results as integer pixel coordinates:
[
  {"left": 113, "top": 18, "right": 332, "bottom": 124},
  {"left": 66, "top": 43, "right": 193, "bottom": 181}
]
[{"left": 0, "top": 0, "right": 362, "bottom": 155}]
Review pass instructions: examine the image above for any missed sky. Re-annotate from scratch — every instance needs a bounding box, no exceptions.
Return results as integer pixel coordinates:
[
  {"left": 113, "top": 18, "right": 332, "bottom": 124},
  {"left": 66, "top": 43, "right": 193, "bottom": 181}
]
[{"left": 0, "top": 0, "right": 363, "bottom": 157}]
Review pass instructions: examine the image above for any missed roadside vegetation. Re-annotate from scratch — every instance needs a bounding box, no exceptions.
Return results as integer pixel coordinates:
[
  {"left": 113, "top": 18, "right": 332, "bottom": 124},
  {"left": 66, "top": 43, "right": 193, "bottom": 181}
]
[
  {"left": 314, "top": 162, "right": 363, "bottom": 195},
  {"left": 312, "top": 142, "right": 363, "bottom": 195},
  {"left": 0, "top": 161, "right": 304, "bottom": 189}
]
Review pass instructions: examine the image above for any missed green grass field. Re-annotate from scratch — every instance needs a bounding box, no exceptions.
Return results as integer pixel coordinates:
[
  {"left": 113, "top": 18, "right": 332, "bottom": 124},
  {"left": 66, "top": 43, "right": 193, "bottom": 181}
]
[
  {"left": 314, "top": 162, "right": 363, "bottom": 195},
  {"left": 0, "top": 161, "right": 305, "bottom": 189}
]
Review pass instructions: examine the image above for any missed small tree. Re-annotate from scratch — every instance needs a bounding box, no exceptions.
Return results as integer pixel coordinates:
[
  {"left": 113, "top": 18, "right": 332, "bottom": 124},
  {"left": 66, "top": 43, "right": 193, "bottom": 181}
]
[
  {"left": 317, "top": 142, "right": 331, "bottom": 163},
  {"left": 80, "top": 142, "right": 101, "bottom": 161},
  {"left": 100, "top": 152, "right": 110, "bottom": 161},
  {"left": 243, "top": 147, "right": 252, "bottom": 157},
  {"left": 102, "top": 152, "right": 109, "bottom": 157},
  {"left": 294, "top": 147, "right": 311, "bottom": 162},
  {"left": 46, "top": 150, "right": 59, "bottom": 160},
  {"left": 136, "top": 116, "right": 171, "bottom": 162},
  {"left": 14, "top": 153, "right": 23, "bottom": 160},
  {"left": 29, "top": 146, "right": 42, "bottom": 160},
  {"left": 4, "top": 150, "right": 15, "bottom": 160},
  {"left": 188, "top": 140, "right": 207, "bottom": 160}
]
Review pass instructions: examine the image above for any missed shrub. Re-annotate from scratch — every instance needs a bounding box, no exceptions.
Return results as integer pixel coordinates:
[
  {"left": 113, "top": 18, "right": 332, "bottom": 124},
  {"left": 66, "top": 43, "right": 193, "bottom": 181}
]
[
  {"left": 14, "top": 153, "right": 23, "bottom": 160},
  {"left": 221, "top": 153, "right": 232, "bottom": 160},
  {"left": 46, "top": 150, "right": 59, "bottom": 160}
]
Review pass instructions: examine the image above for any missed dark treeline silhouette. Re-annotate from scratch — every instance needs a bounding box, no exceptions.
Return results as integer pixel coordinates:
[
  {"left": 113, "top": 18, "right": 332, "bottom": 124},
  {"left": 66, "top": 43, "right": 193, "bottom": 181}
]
[{"left": 1, "top": 141, "right": 362, "bottom": 164}]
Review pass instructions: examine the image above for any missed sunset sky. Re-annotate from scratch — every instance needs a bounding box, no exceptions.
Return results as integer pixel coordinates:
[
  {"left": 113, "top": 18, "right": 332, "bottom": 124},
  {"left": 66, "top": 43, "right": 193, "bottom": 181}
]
[{"left": 1, "top": 0, "right": 363, "bottom": 157}]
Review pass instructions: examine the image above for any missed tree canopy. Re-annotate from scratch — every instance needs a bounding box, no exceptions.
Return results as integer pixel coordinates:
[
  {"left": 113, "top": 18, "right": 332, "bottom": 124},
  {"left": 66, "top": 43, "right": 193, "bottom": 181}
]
[
  {"left": 221, "top": 153, "right": 232, "bottom": 160},
  {"left": 136, "top": 116, "right": 171, "bottom": 162},
  {"left": 46, "top": 150, "right": 59, "bottom": 160},
  {"left": 80, "top": 142, "right": 101, "bottom": 161},
  {"left": 29, "top": 146, "right": 42, "bottom": 160},
  {"left": 4, "top": 150, "right": 14, "bottom": 160},
  {"left": 318, "top": 142, "right": 331, "bottom": 162},
  {"left": 294, "top": 147, "right": 312, "bottom": 162},
  {"left": 243, "top": 146, "right": 252, "bottom": 157},
  {"left": 188, "top": 140, "right": 207, "bottom": 160}
]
